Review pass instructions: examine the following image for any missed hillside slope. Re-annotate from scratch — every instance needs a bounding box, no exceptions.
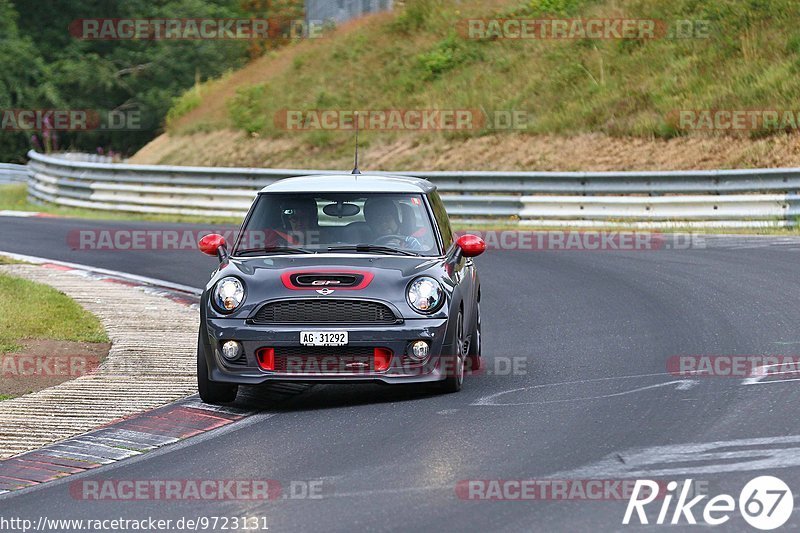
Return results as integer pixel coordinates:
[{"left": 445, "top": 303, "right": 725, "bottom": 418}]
[{"left": 131, "top": 0, "right": 800, "bottom": 170}]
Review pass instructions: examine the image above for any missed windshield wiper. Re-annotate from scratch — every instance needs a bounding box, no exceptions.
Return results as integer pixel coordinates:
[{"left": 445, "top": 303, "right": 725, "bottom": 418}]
[
  {"left": 327, "top": 244, "right": 421, "bottom": 257},
  {"left": 235, "top": 246, "right": 315, "bottom": 256}
]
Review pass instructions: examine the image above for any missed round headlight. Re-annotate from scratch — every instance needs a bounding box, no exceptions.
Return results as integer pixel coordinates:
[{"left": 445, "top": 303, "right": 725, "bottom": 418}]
[
  {"left": 407, "top": 277, "right": 444, "bottom": 314},
  {"left": 214, "top": 277, "right": 245, "bottom": 312}
]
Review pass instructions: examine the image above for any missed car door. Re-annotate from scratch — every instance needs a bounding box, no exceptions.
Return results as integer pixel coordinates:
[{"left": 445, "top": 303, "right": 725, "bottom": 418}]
[{"left": 428, "top": 190, "right": 477, "bottom": 333}]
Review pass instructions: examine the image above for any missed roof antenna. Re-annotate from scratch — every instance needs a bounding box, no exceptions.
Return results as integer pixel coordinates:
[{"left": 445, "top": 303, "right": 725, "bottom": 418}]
[{"left": 352, "top": 111, "right": 361, "bottom": 175}]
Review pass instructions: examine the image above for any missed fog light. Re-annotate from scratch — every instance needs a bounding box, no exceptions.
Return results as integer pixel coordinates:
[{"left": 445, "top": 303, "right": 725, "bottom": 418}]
[
  {"left": 221, "top": 341, "right": 241, "bottom": 361},
  {"left": 409, "top": 341, "right": 430, "bottom": 362}
]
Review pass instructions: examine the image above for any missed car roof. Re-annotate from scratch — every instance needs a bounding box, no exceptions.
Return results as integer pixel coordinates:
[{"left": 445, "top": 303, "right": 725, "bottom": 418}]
[{"left": 259, "top": 173, "right": 436, "bottom": 194}]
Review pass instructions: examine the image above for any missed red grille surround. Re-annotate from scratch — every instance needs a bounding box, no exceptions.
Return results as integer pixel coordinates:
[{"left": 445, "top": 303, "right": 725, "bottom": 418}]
[{"left": 257, "top": 347, "right": 392, "bottom": 373}]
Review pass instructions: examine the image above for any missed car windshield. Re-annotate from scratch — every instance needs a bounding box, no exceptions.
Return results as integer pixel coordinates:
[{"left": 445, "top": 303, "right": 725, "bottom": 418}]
[{"left": 233, "top": 193, "right": 441, "bottom": 256}]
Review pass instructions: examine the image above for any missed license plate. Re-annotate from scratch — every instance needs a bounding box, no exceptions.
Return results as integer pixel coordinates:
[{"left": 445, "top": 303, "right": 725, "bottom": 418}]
[{"left": 300, "top": 331, "right": 349, "bottom": 346}]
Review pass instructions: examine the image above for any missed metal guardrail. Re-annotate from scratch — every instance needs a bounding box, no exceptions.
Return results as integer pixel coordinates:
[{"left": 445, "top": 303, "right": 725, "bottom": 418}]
[
  {"left": 56, "top": 153, "right": 117, "bottom": 163},
  {"left": 22, "top": 150, "right": 800, "bottom": 227},
  {"left": 0, "top": 163, "right": 30, "bottom": 184}
]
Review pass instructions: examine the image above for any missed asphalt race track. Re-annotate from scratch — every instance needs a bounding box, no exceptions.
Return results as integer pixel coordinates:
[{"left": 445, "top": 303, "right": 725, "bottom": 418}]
[{"left": 2, "top": 215, "right": 800, "bottom": 531}]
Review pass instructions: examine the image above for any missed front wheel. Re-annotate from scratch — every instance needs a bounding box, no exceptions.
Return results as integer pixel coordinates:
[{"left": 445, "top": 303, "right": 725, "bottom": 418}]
[
  {"left": 467, "top": 300, "right": 482, "bottom": 373},
  {"left": 197, "top": 333, "right": 238, "bottom": 404},
  {"left": 439, "top": 311, "right": 465, "bottom": 393}
]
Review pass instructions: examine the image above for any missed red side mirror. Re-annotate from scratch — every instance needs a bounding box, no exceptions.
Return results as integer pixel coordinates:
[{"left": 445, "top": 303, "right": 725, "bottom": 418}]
[
  {"left": 456, "top": 234, "right": 486, "bottom": 258},
  {"left": 198, "top": 234, "right": 227, "bottom": 257}
]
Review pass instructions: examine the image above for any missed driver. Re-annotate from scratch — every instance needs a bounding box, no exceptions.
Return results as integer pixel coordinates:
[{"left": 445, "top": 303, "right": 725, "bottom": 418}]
[{"left": 363, "top": 197, "right": 423, "bottom": 250}]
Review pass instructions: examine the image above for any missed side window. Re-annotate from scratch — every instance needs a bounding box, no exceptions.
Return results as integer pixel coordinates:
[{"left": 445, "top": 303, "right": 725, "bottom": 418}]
[{"left": 428, "top": 191, "right": 453, "bottom": 251}]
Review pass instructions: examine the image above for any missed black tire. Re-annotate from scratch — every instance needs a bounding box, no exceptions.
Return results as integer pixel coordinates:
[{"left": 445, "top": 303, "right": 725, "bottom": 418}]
[
  {"left": 439, "top": 311, "right": 465, "bottom": 393},
  {"left": 197, "top": 333, "right": 238, "bottom": 404},
  {"left": 467, "top": 300, "right": 482, "bottom": 373}
]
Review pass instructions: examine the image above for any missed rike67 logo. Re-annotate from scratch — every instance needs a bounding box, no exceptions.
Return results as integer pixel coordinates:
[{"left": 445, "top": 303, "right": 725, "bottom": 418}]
[{"left": 623, "top": 476, "right": 794, "bottom": 530}]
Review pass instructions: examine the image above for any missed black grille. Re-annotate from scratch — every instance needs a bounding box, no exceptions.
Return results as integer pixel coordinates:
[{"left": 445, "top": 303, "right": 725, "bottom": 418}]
[
  {"left": 251, "top": 299, "right": 397, "bottom": 324},
  {"left": 274, "top": 346, "right": 378, "bottom": 373}
]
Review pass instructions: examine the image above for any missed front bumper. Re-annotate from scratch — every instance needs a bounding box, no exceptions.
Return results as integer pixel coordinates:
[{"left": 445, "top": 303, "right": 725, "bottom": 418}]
[{"left": 201, "top": 317, "right": 453, "bottom": 385}]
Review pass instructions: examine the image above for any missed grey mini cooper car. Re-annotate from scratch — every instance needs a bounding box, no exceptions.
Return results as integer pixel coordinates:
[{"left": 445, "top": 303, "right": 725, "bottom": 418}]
[{"left": 196, "top": 173, "right": 486, "bottom": 404}]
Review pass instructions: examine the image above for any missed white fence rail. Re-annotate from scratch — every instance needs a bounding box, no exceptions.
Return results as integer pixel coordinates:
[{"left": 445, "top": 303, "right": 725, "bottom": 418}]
[
  {"left": 0, "top": 163, "right": 30, "bottom": 184},
  {"left": 22, "top": 150, "right": 800, "bottom": 227}
]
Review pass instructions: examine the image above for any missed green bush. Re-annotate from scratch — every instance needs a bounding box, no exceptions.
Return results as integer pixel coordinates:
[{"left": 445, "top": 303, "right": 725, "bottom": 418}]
[
  {"left": 228, "top": 84, "right": 268, "bottom": 134},
  {"left": 417, "top": 33, "right": 484, "bottom": 80},
  {"left": 166, "top": 87, "right": 202, "bottom": 129},
  {"left": 390, "top": 0, "right": 444, "bottom": 34}
]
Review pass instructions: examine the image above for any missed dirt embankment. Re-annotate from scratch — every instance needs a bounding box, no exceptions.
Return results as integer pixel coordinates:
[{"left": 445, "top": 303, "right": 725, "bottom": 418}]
[{"left": 130, "top": 130, "right": 800, "bottom": 171}]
